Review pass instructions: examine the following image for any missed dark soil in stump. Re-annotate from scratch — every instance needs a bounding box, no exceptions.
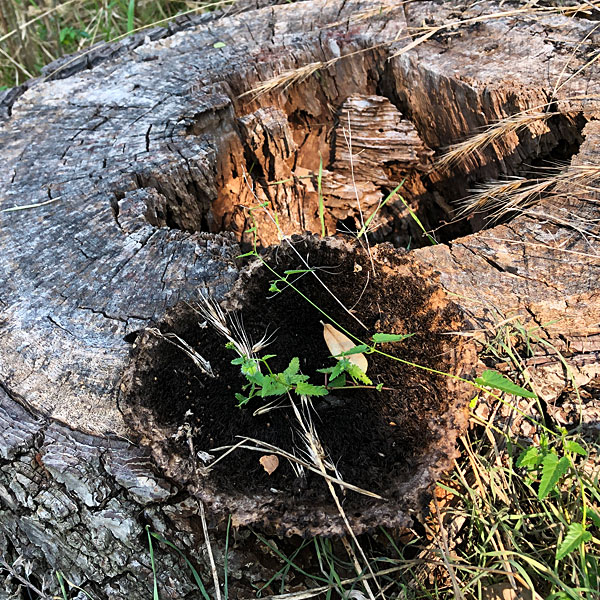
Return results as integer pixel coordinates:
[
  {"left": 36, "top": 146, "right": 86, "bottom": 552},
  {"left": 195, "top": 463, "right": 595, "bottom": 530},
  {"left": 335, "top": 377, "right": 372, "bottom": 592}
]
[{"left": 124, "top": 237, "right": 475, "bottom": 532}]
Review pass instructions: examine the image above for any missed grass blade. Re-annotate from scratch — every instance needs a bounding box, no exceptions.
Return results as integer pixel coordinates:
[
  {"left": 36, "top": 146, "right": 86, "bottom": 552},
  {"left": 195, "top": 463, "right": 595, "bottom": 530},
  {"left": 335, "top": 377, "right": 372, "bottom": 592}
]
[
  {"left": 146, "top": 526, "right": 160, "bottom": 600},
  {"left": 317, "top": 154, "right": 325, "bottom": 237},
  {"left": 357, "top": 180, "right": 405, "bottom": 239},
  {"left": 150, "top": 532, "right": 211, "bottom": 600},
  {"left": 127, "top": 0, "right": 136, "bottom": 34}
]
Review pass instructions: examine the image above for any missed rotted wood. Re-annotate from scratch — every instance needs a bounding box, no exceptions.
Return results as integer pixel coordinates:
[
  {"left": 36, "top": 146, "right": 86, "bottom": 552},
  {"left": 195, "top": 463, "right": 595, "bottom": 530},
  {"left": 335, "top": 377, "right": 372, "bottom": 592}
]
[{"left": 1, "top": 0, "right": 600, "bottom": 597}]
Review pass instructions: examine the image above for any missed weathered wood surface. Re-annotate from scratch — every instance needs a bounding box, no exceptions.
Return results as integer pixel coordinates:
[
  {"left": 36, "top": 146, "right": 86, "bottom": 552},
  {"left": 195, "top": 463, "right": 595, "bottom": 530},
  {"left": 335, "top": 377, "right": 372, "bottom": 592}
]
[{"left": 2, "top": 0, "right": 600, "bottom": 597}]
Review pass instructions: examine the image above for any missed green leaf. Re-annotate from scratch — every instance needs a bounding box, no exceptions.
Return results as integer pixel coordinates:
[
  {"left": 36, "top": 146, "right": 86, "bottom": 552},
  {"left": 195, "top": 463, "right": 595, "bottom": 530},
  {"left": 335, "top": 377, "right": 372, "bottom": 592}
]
[
  {"left": 250, "top": 373, "right": 270, "bottom": 387},
  {"left": 375, "top": 383, "right": 384, "bottom": 391},
  {"left": 287, "top": 373, "right": 309, "bottom": 384},
  {"left": 337, "top": 344, "right": 370, "bottom": 356},
  {"left": 345, "top": 363, "right": 372, "bottom": 385},
  {"left": 150, "top": 532, "right": 211, "bottom": 600},
  {"left": 556, "top": 522, "right": 592, "bottom": 560},
  {"left": 475, "top": 370, "right": 537, "bottom": 398},
  {"left": 259, "top": 379, "right": 289, "bottom": 397},
  {"left": 328, "top": 374, "right": 346, "bottom": 388},
  {"left": 372, "top": 332, "right": 414, "bottom": 344},
  {"left": 294, "top": 382, "right": 329, "bottom": 396},
  {"left": 213, "top": 41, "right": 227, "bottom": 48},
  {"left": 588, "top": 509, "right": 600, "bottom": 528},
  {"left": 283, "top": 269, "right": 312, "bottom": 275},
  {"left": 538, "top": 454, "right": 570, "bottom": 500},
  {"left": 318, "top": 358, "right": 349, "bottom": 381},
  {"left": 283, "top": 357, "right": 300, "bottom": 379},
  {"left": 330, "top": 358, "right": 350, "bottom": 381},
  {"left": 357, "top": 180, "right": 405, "bottom": 239},
  {"left": 235, "top": 393, "right": 249, "bottom": 406},
  {"left": 565, "top": 440, "right": 587, "bottom": 456},
  {"left": 517, "top": 446, "right": 542, "bottom": 468},
  {"left": 231, "top": 356, "right": 245, "bottom": 365}
]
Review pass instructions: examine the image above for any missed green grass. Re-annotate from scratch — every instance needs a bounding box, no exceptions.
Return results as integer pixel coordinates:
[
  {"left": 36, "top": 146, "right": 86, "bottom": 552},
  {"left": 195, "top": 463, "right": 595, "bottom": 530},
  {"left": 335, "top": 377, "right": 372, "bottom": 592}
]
[{"left": 0, "top": 0, "right": 224, "bottom": 88}]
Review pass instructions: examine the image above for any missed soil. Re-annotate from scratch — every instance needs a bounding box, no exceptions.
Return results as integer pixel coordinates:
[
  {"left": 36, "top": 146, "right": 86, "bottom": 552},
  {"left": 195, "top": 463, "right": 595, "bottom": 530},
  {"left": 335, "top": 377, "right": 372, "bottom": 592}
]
[{"left": 126, "top": 237, "right": 473, "bottom": 512}]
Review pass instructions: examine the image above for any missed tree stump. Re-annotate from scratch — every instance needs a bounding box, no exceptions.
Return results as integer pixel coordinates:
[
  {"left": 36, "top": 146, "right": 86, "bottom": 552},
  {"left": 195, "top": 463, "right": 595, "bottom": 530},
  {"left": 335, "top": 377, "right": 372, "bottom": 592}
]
[{"left": 2, "top": 1, "right": 600, "bottom": 597}]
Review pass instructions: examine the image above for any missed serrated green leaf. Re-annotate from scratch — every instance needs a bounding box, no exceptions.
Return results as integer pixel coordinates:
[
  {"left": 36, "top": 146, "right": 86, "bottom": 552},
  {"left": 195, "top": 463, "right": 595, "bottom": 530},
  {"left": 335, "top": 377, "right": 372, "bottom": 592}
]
[
  {"left": 231, "top": 356, "right": 245, "bottom": 365},
  {"left": 565, "top": 440, "right": 587, "bottom": 456},
  {"left": 259, "top": 379, "right": 289, "bottom": 397},
  {"left": 539, "top": 454, "right": 570, "bottom": 499},
  {"left": 330, "top": 358, "right": 352, "bottom": 379},
  {"left": 556, "top": 522, "right": 592, "bottom": 560},
  {"left": 235, "top": 393, "right": 249, "bottom": 406},
  {"left": 372, "top": 332, "right": 414, "bottom": 343},
  {"left": 517, "top": 446, "right": 542, "bottom": 468},
  {"left": 246, "top": 371, "right": 268, "bottom": 386},
  {"left": 337, "top": 344, "right": 370, "bottom": 356},
  {"left": 294, "top": 382, "right": 329, "bottom": 396},
  {"left": 475, "top": 370, "right": 537, "bottom": 398},
  {"left": 346, "top": 363, "right": 372, "bottom": 385},
  {"left": 283, "top": 357, "right": 300, "bottom": 379}
]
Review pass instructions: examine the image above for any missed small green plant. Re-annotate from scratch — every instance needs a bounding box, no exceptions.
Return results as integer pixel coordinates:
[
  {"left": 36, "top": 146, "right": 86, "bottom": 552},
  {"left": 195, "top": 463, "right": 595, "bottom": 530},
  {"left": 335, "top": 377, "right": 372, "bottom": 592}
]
[
  {"left": 228, "top": 331, "right": 417, "bottom": 407},
  {"left": 229, "top": 352, "right": 329, "bottom": 406},
  {"left": 517, "top": 432, "right": 585, "bottom": 500},
  {"left": 59, "top": 26, "right": 90, "bottom": 49},
  {"left": 515, "top": 431, "right": 597, "bottom": 563}
]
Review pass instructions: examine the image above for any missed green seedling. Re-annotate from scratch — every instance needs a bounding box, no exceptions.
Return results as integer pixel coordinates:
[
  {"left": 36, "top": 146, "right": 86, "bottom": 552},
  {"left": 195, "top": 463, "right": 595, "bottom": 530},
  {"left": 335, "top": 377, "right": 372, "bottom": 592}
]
[
  {"left": 227, "top": 327, "right": 414, "bottom": 405},
  {"left": 229, "top": 351, "right": 328, "bottom": 407},
  {"left": 516, "top": 431, "right": 593, "bottom": 561}
]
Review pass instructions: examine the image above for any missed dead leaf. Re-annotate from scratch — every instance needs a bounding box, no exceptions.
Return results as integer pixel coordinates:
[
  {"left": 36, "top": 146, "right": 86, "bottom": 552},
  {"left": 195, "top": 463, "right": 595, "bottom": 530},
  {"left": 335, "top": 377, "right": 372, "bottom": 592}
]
[
  {"left": 322, "top": 322, "right": 368, "bottom": 373},
  {"left": 259, "top": 454, "right": 279, "bottom": 475}
]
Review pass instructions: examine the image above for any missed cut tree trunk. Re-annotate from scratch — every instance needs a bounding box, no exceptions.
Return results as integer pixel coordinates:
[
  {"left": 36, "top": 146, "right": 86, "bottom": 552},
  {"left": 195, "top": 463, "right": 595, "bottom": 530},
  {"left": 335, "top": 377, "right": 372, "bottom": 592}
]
[{"left": 2, "top": 1, "right": 600, "bottom": 598}]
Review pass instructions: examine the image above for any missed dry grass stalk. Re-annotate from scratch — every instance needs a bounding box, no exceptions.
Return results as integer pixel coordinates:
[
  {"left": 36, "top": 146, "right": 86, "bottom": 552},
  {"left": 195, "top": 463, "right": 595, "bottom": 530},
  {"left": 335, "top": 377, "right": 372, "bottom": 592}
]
[
  {"left": 238, "top": 59, "right": 334, "bottom": 100},
  {"left": 199, "top": 499, "right": 223, "bottom": 600},
  {"left": 210, "top": 436, "right": 384, "bottom": 499},
  {"left": 289, "top": 395, "right": 382, "bottom": 600},
  {"left": 189, "top": 294, "right": 274, "bottom": 358},
  {"left": 437, "top": 93, "right": 600, "bottom": 172},
  {"left": 435, "top": 111, "right": 556, "bottom": 172},
  {"left": 146, "top": 327, "right": 215, "bottom": 377},
  {"left": 459, "top": 163, "right": 600, "bottom": 221},
  {"left": 1, "top": 197, "right": 61, "bottom": 213},
  {"left": 243, "top": 2, "right": 600, "bottom": 106},
  {"left": 31, "top": 0, "right": 237, "bottom": 82},
  {"left": 430, "top": 494, "right": 466, "bottom": 600},
  {"left": 396, "top": 1, "right": 600, "bottom": 59}
]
